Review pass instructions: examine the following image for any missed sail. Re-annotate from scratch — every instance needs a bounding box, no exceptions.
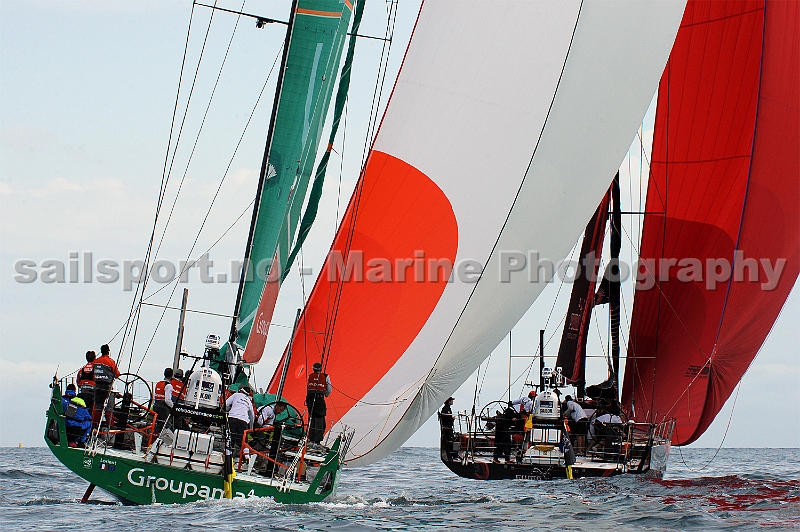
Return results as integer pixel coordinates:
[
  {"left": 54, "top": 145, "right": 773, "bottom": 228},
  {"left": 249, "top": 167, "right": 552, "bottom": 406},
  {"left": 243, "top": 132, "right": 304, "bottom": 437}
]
[
  {"left": 282, "top": 0, "right": 366, "bottom": 281},
  {"left": 269, "top": 0, "right": 687, "bottom": 465},
  {"left": 236, "top": 0, "right": 353, "bottom": 362},
  {"left": 622, "top": 0, "right": 799, "bottom": 445},
  {"left": 555, "top": 190, "right": 610, "bottom": 386}
]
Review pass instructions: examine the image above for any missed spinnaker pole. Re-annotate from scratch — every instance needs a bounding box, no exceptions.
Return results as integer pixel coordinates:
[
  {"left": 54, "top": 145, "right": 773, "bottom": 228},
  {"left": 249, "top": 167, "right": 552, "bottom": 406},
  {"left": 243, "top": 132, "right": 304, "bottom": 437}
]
[{"left": 229, "top": 0, "right": 299, "bottom": 346}]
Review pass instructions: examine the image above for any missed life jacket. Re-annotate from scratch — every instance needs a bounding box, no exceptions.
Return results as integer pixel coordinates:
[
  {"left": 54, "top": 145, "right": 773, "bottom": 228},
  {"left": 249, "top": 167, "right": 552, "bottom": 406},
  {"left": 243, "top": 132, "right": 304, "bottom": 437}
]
[
  {"left": 307, "top": 372, "right": 328, "bottom": 394},
  {"left": 76, "top": 363, "right": 96, "bottom": 393},
  {"left": 93, "top": 355, "right": 118, "bottom": 385},
  {"left": 170, "top": 378, "right": 185, "bottom": 400},
  {"left": 154, "top": 380, "right": 169, "bottom": 404}
]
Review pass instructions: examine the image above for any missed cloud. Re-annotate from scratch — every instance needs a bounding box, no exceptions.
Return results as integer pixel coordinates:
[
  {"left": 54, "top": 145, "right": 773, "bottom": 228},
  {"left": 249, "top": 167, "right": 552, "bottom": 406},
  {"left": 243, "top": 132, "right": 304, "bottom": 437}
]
[
  {"left": 0, "top": 175, "right": 155, "bottom": 256},
  {"left": 4, "top": 176, "right": 128, "bottom": 198}
]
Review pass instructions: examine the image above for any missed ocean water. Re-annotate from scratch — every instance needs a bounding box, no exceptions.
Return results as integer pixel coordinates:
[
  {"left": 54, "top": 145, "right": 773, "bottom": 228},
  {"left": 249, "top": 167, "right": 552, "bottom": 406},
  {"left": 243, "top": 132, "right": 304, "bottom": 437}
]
[{"left": 1, "top": 447, "right": 798, "bottom": 531}]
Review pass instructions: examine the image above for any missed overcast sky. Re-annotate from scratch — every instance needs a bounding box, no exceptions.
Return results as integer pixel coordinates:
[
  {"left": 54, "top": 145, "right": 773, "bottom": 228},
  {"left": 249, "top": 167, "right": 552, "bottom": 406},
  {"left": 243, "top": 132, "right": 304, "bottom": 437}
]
[{"left": 1, "top": 0, "right": 797, "bottom": 452}]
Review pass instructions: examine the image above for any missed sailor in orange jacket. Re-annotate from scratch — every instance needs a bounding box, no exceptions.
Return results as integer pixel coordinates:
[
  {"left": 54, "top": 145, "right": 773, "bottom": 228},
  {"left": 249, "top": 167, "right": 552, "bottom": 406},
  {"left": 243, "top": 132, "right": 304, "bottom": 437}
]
[
  {"left": 92, "top": 344, "right": 120, "bottom": 424},
  {"left": 153, "top": 367, "right": 175, "bottom": 429}
]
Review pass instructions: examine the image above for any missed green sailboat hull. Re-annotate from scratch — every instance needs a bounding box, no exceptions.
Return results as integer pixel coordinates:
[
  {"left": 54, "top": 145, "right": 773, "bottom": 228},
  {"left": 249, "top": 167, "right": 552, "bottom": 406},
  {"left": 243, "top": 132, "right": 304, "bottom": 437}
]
[{"left": 45, "top": 386, "right": 342, "bottom": 505}]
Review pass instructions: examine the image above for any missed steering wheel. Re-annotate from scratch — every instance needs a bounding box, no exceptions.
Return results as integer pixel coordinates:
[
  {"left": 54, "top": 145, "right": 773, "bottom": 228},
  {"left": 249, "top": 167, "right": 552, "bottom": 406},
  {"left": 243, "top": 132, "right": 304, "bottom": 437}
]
[
  {"left": 114, "top": 372, "right": 153, "bottom": 424},
  {"left": 476, "top": 400, "right": 510, "bottom": 434}
]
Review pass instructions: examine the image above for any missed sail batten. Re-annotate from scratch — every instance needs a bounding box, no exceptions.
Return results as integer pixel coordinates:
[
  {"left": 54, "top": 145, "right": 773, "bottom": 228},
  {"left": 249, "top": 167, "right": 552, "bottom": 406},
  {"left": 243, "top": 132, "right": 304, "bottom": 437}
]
[{"left": 622, "top": 0, "right": 799, "bottom": 445}]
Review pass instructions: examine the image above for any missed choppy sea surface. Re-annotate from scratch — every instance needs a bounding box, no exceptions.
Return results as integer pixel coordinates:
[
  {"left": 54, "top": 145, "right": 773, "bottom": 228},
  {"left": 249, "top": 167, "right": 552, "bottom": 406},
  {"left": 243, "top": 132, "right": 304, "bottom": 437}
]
[{"left": 1, "top": 447, "right": 798, "bottom": 531}]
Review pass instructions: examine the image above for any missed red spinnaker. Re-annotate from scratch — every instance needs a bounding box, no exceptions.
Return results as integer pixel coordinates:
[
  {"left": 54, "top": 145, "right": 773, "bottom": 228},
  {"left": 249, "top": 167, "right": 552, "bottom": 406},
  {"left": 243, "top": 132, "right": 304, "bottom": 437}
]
[{"left": 622, "top": 0, "right": 799, "bottom": 445}]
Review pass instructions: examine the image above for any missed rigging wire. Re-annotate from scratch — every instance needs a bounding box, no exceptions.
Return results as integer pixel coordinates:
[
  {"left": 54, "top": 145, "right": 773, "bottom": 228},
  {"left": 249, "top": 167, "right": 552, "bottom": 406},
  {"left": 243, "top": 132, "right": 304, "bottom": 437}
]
[
  {"left": 143, "top": 198, "right": 255, "bottom": 302},
  {"left": 115, "top": 1, "right": 198, "bottom": 371},
  {"left": 149, "top": 0, "right": 248, "bottom": 274},
  {"left": 676, "top": 381, "right": 741, "bottom": 472},
  {"left": 122, "top": 1, "right": 220, "bottom": 374},
  {"left": 516, "top": 240, "right": 579, "bottom": 398},
  {"left": 320, "top": 0, "right": 398, "bottom": 370},
  {"left": 475, "top": 350, "right": 494, "bottom": 406},
  {"left": 134, "top": 44, "right": 285, "bottom": 372}
]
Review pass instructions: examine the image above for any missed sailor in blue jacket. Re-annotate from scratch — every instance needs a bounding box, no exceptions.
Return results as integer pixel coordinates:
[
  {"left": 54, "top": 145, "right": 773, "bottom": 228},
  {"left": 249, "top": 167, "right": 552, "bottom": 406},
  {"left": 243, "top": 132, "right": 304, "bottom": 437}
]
[
  {"left": 61, "top": 384, "right": 77, "bottom": 411},
  {"left": 64, "top": 396, "right": 93, "bottom": 447}
]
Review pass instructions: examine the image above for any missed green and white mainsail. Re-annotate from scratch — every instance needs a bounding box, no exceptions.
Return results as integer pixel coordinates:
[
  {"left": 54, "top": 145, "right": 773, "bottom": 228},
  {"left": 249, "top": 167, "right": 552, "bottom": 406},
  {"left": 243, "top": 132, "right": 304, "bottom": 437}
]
[{"left": 231, "top": 0, "right": 354, "bottom": 363}]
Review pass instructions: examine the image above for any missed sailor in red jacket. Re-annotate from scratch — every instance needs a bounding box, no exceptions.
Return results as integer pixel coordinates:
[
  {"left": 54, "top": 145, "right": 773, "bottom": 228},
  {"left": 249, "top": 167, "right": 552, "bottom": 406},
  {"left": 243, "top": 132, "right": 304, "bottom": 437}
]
[
  {"left": 171, "top": 368, "right": 186, "bottom": 405},
  {"left": 76, "top": 350, "right": 97, "bottom": 410},
  {"left": 306, "top": 362, "right": 332, "bottom": 444},
  {"left": 92, "top": 344, "right": 120, "bottom": 424},
  {"left": 153, "top": 367, "right": 174, "bottom": 430}
]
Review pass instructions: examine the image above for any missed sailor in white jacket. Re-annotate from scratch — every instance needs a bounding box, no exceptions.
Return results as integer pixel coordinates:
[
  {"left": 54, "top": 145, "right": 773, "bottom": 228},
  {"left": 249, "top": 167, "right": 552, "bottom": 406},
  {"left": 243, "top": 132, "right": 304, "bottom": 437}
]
[{"left": 226, "top": 385, "right": 254, "bottom": 453}]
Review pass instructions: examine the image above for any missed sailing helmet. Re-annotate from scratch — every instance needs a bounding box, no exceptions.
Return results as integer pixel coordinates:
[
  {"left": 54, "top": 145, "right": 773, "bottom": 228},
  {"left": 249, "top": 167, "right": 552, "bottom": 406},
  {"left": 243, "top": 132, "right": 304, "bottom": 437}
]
[
  {"left": 205, "top": 334, "right": 221, "bottom": 349},
  {"left": 528, "top": 390, "right": 537, "bottom": 399},
  {"left": 71, "top": 397, "right": 86, "bottom": 408}
]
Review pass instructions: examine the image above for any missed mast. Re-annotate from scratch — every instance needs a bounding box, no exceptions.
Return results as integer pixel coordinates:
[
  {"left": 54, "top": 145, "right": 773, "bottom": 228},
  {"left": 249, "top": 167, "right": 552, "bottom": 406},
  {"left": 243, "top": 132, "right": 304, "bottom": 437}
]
[
  {"left": 507, "top": 331, "right": 511, "bottom": 402},
  {"left": 229, "top": 0, "right": 299, "bottom": 346},
  {"left": 173, "top": 288, "right": 188, "bottom": 371},
  {"left": 539, "top": 329, "right": 545, "bottom": 391},
  {"left": 610, "top": 172, "right": 621, "bottom": 398}
]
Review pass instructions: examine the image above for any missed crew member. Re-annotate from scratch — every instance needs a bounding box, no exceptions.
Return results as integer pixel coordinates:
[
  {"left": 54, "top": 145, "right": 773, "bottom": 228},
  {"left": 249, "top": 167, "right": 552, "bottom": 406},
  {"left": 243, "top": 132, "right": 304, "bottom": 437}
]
[
  {"left": 153, "top": 368, "right": 174, "bottom": 430},
  {"left": 92, "top": 344, "right": 120, "bottom": 424},
  {"left": 256, "top": 401, "right": 287, "bottom": 429},
  {"left": 563, "top": 395, "right": 588, "bottom": 427},
  {"left": 65, "top": 396, "right": 93, "bottom": 447},
  {"left": 512, "top": 390, "right": 537, "bottom": 434},
  {"left": 563, "top": 395, "right": 589, "bottom": 454},
  {"left": 492, "top": 402, "right": 517, "bottom": 463},
  {"left": 61, "top": 383, "right": 78, "bottom": 411},
  {"left": 226, "top": 385, "right": 255, "bottom": 456},
  {"left": 76, "top": 351, "right": 96, "bottom": 411},
  {"left": 439, "top": 397, "right": 456, "bottom": 459},
  {"left": 588, "top": 406, "right": 623, "bottom": 453},
  {"left": 306, "top": 362, "right": 331, "bottom": 444},
  {"left": 511, "top": 391, "right": 535, "bottom": 415},
  {"left": 171, "top": 368, "right": 185, "bottom": 404}
]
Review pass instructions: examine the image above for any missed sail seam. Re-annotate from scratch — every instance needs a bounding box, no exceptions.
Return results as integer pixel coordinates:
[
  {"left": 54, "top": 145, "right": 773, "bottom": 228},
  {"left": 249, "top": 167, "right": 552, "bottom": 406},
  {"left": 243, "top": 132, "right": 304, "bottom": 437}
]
[
  {"left": 686, "top": 0, "right": 768, "bottom": 444},
  {"left": 423, "top": 0, "right": 586, "bottom": 391},
  {"left": 354, "top": 1, "right": 586, "bottom": 462}
]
